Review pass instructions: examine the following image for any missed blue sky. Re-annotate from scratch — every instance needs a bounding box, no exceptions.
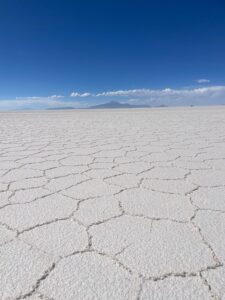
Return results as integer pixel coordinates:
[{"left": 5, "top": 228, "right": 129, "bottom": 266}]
[{"left": 0, "top": 0, "right": 225, "bottom": 109}]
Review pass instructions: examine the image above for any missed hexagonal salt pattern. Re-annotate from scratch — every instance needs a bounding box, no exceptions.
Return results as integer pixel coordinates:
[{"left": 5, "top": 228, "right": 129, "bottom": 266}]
[
  {"left": 115, "top": 188, "right": 194, "bottom": 221},
  {"left": 0, "top": 240, "right": 54, "bottom": 299},
  {"left": 139, "top": 277, "right": 211, "bottom": 300},
  {"left": 20, "top": 220, "right": 88, "bottom": 258},
  {"left": 201, "top": 266, "right": 225, "bottom": 299},
  {"left": 39, "top": 252, "right": 140, "bottom": 300},
  {"left": 0, "top": 107, "right": 225, "bottom": 299},
  {"left": 90, "top": 216, "right": 216, "bottom": 277}
]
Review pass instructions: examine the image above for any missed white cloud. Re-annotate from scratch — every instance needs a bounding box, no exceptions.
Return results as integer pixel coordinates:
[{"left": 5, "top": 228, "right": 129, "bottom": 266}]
[
  {"left": 0, "top": 97, "right": 85, "bottom": 111},
  {"left": 2, "top": 85, "right": 225, "bottom": 110},
  {"left": 96, "top": 89, "right": 151, "bottom": 97},
  {"left": 48, "top": 95, "right": 64, "bottom": 99},
  {"left": 16, "top": 95, "right": 65, "bottom": 99},
  {"left": 96, "top": 86, "right": 225, "bottom": 106},
  {"left": 16, "top": 96, "right": 42, "bottom": 100},
  {"left": 196, "top": 79, "right": 210, "bottom": 83},
  {"left": 97, "top": 86, "right": 224, "bottom": 97},
  {"left": 70, "top": 92, "right": 91, "bottom": 97}
]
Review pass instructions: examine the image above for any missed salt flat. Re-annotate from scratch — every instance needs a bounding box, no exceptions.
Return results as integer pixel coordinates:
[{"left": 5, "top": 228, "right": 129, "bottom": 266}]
[{"left": 0, "top": 106, "right": 225, "bottom": 299}]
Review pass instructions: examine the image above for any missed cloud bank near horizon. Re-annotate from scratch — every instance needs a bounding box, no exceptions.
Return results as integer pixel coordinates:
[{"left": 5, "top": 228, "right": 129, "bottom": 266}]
[
  {"left": 0, "top": 97, "right": 85, "bottom": 111},
  {"left": 1, "top": 85, "right": 225, "bottom": 110},
  {"left": 96, "top": 86, "right": 225, "bottom": 106}
]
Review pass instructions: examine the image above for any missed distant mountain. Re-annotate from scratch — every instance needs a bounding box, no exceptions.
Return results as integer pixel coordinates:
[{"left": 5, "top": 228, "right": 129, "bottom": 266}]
[
  {"left": 88, "top": 101, "right": 150, "bottom": 109},
  {"left": 157, "top": 104, "right": 168, "bottom": 108},
  {"left": 47, "top": 106, "right": 75, "bottom": 110},
  {"left": 46, "top": 101, "right": 150, "bottom": 110}
]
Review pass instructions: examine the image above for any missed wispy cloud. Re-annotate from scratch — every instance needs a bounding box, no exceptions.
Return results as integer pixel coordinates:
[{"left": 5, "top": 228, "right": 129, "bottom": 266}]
[
  {"left": 130, "top": 86, "right": 225, "bottom": 106},
  {"left": 96, "top": 86, "right": 225, "bottom": 106},
  {"left": 16, "top": 95, "right": 65, "bottom": 100},
  {"left": 16, "top": 96, "right": 43, "bottom": 100},
  {"left": 70, "top": 92, "right": 91, "bottom": 97},
  {"left": 48, "top": 95, "right": 65, "bottom": 99},
  {"left": 0, "top": 97, "right": 84, "bottom": 111},
  {"left": 96, "top": 86, "right": 224, "bottom": 97},
  {"left": 1, "top": 85, "right": 225, "bottom": 110},
  {"left": 196, "top": 79, "right": 210, "bottom": 83},
  {"left": 96, "top": 89, "right": 152, "bottom": 97}
]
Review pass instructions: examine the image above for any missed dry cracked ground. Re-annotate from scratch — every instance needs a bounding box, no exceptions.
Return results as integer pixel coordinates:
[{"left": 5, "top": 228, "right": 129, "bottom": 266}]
[{"left": 0, "top": 106, "right": 225, "bottom": 300}]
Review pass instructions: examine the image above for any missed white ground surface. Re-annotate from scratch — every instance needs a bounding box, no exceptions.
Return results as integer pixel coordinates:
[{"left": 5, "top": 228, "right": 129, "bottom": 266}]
[{"left": 0, "top": 106, "right": 225, "bottom": 300}]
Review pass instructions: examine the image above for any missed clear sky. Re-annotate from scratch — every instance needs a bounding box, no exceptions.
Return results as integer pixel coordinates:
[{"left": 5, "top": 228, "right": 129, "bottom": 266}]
[{"left": 0, "top": 0, "right": 225, "bottom": 109}]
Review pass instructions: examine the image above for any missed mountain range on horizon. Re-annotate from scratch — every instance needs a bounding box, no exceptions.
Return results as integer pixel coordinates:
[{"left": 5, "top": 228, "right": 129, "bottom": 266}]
[
  {"left": 47, "top": 101, "right": 151, "bottom": 110},
  {"left": 87, "top": 101, "right": 150, "bottom": 109}
]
